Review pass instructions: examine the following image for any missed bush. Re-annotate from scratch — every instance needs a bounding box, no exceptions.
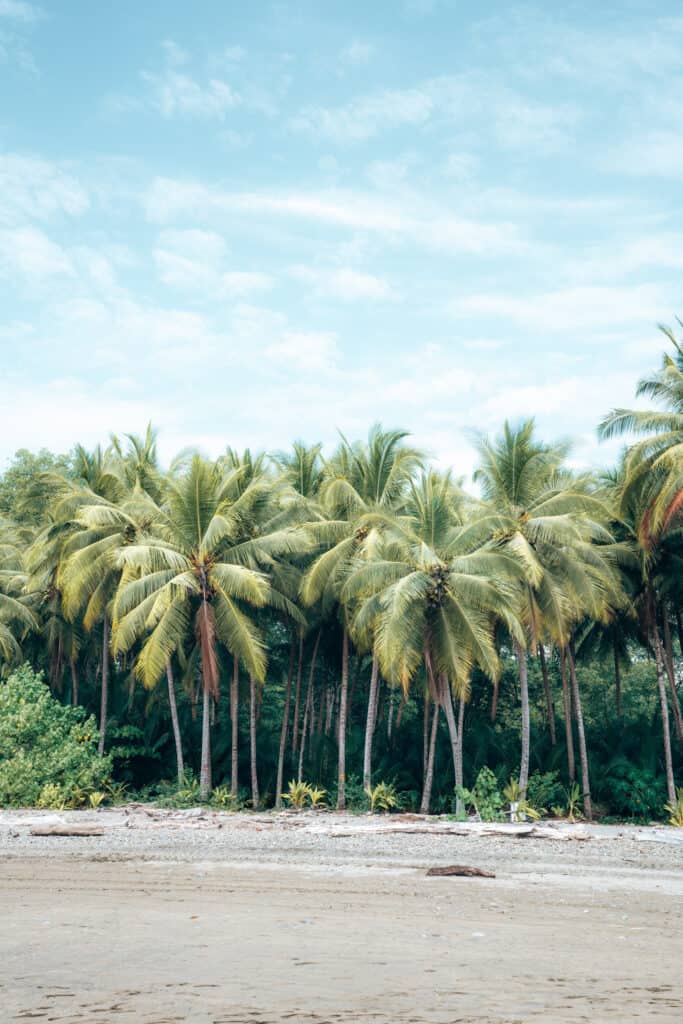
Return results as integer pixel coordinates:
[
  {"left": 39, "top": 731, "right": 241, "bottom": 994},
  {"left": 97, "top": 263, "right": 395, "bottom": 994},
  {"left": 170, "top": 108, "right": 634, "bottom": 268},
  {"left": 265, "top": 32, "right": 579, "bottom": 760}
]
[
  {"left": 598, "top": 760, "right": 665, "bottom": 820},
  {"left": 456, "top": 766, "right": 504, "bottom": 821},
  {"left": 0, "top": 665, "right": 111, "bottom": 807}
]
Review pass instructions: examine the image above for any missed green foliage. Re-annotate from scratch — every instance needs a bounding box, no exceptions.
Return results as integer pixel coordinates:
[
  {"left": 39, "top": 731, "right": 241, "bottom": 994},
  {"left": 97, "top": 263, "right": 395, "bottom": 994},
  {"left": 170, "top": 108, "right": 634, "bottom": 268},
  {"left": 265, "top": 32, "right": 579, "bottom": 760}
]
[
  {"left": 0, "top": 448, "right": 71, "bottom": 525},
  {"left": 0, "top": 665, "right": 111, "bottom": 807},
  {"left": 598, "top": 761, "right": 666, "bottom": 821},
  {"left": 527, "top": 770, "right": 564, "bottom": 810},
  {"left": 665, "top": 788, "right": 683, "bottom": 827},
  {"left": 456, "top": 766, "right": 504, "bottom": 821},
  {"left": 281, "top": 780, "right": 328, "bottom": 809},
  {"left": 551, "top": 782, "right": 584, "bottom": 822},
  {"left": 365, "top": 781, "right": 399, "bottom": 813},
  {"left": 502, "top": 777, "right": 542, "bottom": 821},
  {"left": 211, "top": 785, "right": 243, "bottom": 810},
  {"left": 282, "top": 779, "right": 312, "bottom": 809}
]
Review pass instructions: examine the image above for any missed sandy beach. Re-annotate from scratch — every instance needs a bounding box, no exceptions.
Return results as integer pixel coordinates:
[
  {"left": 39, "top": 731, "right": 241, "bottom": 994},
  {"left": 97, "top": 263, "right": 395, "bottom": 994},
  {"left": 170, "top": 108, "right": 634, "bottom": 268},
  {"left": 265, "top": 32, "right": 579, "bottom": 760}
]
[{"left": 2, "top": 809, "right": 682, "bottom": 1023}]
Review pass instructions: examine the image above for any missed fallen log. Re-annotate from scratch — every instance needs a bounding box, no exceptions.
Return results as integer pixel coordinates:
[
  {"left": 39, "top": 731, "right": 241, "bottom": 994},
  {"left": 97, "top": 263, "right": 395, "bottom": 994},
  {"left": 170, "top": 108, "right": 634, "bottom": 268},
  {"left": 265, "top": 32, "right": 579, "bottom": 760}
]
[
  {"left": 426, "top": 865, "right": 496, "bottom": 878},
  {"left": 30, "top": 825, "right": 105, "bottom": 837}
]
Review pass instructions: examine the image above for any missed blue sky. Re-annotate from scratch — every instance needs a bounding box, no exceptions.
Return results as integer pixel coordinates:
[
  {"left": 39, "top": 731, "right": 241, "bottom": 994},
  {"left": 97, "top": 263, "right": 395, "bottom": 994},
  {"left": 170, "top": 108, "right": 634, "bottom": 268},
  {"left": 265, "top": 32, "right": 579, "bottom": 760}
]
[{"left": 1, "top": 1, "right": 681, "bottom": 478}]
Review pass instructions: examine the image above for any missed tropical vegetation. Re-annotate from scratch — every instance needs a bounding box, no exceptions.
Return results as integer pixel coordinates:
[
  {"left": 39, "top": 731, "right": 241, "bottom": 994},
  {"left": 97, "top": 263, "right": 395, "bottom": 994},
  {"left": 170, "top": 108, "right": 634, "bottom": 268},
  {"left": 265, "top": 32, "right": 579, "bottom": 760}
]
[{"left": 2, "top": 329, "right": 683, "bottom": 822}]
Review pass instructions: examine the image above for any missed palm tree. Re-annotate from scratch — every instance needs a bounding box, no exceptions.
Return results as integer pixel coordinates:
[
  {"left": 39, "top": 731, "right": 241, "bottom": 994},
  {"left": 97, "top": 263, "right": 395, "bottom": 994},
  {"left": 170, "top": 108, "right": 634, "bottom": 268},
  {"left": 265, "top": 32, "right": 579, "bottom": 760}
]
[
  {"left": 0, "top": 518, "right": 38, "bottom": 666},
  {"left": 343, "top": 470, "right": 522, "bottom": 812},
  {"left": 112, "top": 456, "right": 302, "bottom": 798},
  {"left": 301, "top": 425, "right": 424, "bottom": 809},
  {"left": 473, "top": 420, "right": 614, "bottom": 798}
]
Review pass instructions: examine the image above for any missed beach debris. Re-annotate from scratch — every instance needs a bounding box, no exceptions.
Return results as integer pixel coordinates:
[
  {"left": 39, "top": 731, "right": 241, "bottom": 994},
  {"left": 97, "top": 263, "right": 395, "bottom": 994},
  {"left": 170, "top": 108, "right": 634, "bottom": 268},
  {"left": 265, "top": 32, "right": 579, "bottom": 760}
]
[
  {"left": 29, "top": 825, "right": 106, "bottom": 837},
  {"left": 426, "top": 865, "right": 496, "bottom": 878}
]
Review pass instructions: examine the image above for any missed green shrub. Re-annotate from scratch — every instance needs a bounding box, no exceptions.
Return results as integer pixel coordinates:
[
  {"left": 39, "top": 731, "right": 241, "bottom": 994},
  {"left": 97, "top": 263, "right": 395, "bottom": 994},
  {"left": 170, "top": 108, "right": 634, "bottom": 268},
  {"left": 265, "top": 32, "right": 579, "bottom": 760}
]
[
  {"left": 598, "top": 761, "right": 665, "bottom": 820},
  {"left": 527, "top": 770, "right": 563, "bottom": 810},
  {"left": 365, "top": 781, "right": 399, "bottom": 813},
  {"left": 456, "top": 766, "right": 504, "bottom": 821},
  {"left": 0, "top": 665, "right": 111, "bottom": 807}
]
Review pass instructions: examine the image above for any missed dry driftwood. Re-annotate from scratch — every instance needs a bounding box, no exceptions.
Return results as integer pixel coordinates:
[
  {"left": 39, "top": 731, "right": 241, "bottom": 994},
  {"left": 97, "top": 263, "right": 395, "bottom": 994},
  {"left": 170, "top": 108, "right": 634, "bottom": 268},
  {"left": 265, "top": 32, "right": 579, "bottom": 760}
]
[
  {"left": 30, "top": 825, "right": 105, "bottom": 837},
  {"left": 426, "top": 864, "right": 496, "bottom": 878}
]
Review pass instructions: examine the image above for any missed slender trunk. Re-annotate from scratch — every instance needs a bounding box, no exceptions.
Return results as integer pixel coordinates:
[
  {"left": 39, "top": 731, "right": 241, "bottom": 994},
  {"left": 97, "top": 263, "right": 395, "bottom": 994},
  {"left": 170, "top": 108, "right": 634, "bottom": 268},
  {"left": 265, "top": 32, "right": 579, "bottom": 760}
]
[
  {"left": 70, "top": 657, "right": 79, "bottom": 706},
  {"left": 362, "top": 652, "right": 380, "bottom": 790},
  {"left": 324, "top": 684, "right": 334, "bottom": 735},
  {"left": 395, "top": 691, "right": 407, "bottom": 730},
  {"left": 567, "top": 642, "right": 592, "bottom": 821},
  {"left": 514, "top": 639, "right": 530, "bottom": 797},
  {"left": 298, "top": 630, "right": 321, "bottom": 782},
  {"left": 166, "top": 659, "right": 184, "bottom": 786},
  {"left": 539, "top": 644, "right": 556, "bottom": 745},
  {"left": 97, "top": 615, "right": 109, "bottom": 757},
  {"left": 423, "top": 691, "right": 430, "bottom": 779},
  {"left": 456, "top": 697, "right": 465, "bottom": 791},
  {"left": 438, "top": 671, "right": 464, "bottom": 793},
  {"left": 613, "top": 635, "right": 622, "bottom": 720},
  {"left": 200, "top": 683, "right": 212, "bottom": 798},
  {"left": 387, "top": 685, "right": 396, "bottom": 740},
  {"left": 291, "top": 636, "right": 304, "bottom": 755},
  {"left": 336, "top": 628, "right": 349, "bottom": 810},
  {"left": 420, "top": 700, "right": 440, "bottom": 814},
  {"left": 490, "top": 678, "right": 499, "bottom": 722},
  {"left": 348, "top": 654, "right": 362, "bottom": 715},
  {"left": 230, "top": 657, "right": 239, "bottom": 798},
  {"left": 661, "top": 607, "right": 683, "bottom": 741},
  {"left": 560, "top": 647, "right": 575, "bottom": 781},
  {"left": 651, "top": 614, "right": 677, "bottom": 804},
  {"left": 249, "top": 675, "right": 259, "bottom": 809},
  {"left": 275, "top": 637, "right": 296, "bottom": 809}
]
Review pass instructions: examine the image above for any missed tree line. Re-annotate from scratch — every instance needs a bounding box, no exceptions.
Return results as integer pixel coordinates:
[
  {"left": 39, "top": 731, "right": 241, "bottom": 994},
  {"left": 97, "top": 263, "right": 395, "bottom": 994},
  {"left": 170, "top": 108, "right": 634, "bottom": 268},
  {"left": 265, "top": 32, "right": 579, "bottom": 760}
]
[{"left": 2, "top": 327, "right": 683, "bottom": 818}]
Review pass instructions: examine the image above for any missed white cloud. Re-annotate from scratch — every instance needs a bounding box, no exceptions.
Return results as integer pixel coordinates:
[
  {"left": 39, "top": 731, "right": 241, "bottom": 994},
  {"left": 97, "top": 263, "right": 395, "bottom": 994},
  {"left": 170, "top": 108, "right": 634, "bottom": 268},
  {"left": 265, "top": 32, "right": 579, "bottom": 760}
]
[
  {"left": 153, "top": 228, "right": 272, "bottom": 297},
  {"left": 0, "top": 154, "right": 89, "bottom": 225},
  {"left": 290, "top": 73, "right": 578, "bottom": 148},
  {"left": 265, "top": 331, "right": 338, "bottom": 371},
  {"left": 0, "top": 226, "right": 74, "bottom": 277},
  {"left": 339, "top": 40, "right": 375, "bottom": 66},
  {"left": 142, "top": 69, "right": 240, "bottom": 119},
  {"left": 145, "top": 177, "right": 522, "bottom": 255},
  {"left": 0, "top": 0, "right": 40, "bottom": 20},
  {"left": 289, "top": 265, "right": 394, "bottom": 301},
  {"left": 454, "top": 285, "right": 667, "bottom": 332}
]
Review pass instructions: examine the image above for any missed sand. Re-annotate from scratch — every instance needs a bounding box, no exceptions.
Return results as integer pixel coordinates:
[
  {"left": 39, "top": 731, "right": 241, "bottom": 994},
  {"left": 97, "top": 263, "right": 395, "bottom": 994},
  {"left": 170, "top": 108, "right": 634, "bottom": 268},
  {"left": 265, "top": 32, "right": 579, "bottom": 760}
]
[{"left": 1, "top": 809, "right": 682, "bottom": 1023}]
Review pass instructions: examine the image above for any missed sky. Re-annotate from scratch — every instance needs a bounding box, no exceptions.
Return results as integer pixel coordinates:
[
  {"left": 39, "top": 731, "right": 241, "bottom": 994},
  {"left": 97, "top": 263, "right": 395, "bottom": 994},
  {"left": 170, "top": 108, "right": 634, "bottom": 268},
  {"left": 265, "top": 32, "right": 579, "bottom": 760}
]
[{"left": 0, "top": 0, "right": 681, "bottom": 480}]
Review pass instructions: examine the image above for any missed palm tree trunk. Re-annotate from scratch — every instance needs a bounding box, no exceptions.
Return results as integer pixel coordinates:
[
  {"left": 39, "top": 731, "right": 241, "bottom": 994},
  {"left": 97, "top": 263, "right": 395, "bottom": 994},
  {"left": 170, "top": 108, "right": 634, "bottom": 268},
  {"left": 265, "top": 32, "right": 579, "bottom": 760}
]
[
  {"left": 560, "top": 646, "right": 575, "bottom": 780},
  {"left": 230, "top": 657, "right": 239, "bottom": 798},
  {"left": 336, "top": 627, "right": 349, "bottom": 810},
  {"left": 387, "top": 685, "right": 396, "bottom": 740},
  {"left": 661, "top": 606, "right": 683, "bottom": 741},
  {"left": 514, "top": 639, "right": 530, "bottom": 797},
  {"left": 298, "top": 630, "right": 321, "bottom": 782},
  {"left": 324, "top": 684, "right": 334, "bottom": 734},
  {"left": 395, "top": 691, "right": 406, "bottom": 730},
  {"left": 249, "top": 675, "right": 259, "bottom": 809},
  {"left": 291, "top": 636, "right": 304, "bottom": 755},
  {"left": 613, "top": 635, "right": 622, "bottom": 720},
  {"left": 438, "top": 672, "right": 464, "bottom": 794},
  {"left": 275, "top": 636, "right": 296, "bottom": 809},
  {"left": 362, "top": 652, "right": 380, "bottom": 790},
  {"left": 651, "top": 616, "right": 677, "bottom": 804},
  {"left": 70, "top": 656, "right": 79, "bottom": 706},
  {"left": 490, "top": 678, "right": 499, "bottom": 722},
  {"left": 166, "top": 659, "right": 184, "bottom": 786},
  {"left": 567, "top": 642, "right": 592, "bottom": 821},
  {"left": 420, "top": 700, "right": 440, "bottom": 814},
  {"left": 97, "top": 614, "right": 110, "bottom": 757},
  {"left": 539, "top": 644, "right": 556, "bottom": 745},
  {"left": 200, "top": 683, "right": 212, "bottom": 799}
]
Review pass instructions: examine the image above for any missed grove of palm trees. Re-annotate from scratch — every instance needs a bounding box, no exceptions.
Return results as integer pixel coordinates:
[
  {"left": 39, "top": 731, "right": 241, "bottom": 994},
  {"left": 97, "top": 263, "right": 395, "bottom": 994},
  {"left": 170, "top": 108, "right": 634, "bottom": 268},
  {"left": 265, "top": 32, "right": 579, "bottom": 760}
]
[{"left": 2, "top": 330, "right": 683, "bottom": 825}]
